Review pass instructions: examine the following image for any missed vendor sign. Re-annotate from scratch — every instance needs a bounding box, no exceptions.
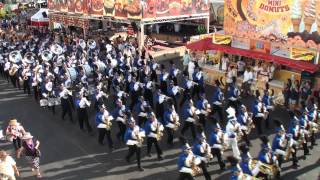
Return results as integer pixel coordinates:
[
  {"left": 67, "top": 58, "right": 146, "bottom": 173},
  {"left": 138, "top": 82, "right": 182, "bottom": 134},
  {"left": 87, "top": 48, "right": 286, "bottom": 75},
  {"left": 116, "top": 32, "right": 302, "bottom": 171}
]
[
  {"left": 212, "top": 33, "right": 232, "bottom": 45},
  {"left": 88, "top": 0, "right": 104, "bottom": 16},
  {"left": 290, "top": 47, "right": 317, "bottom": 61},
  {"left": 224, "top": 0, "right": 320, "bottom": 49}
]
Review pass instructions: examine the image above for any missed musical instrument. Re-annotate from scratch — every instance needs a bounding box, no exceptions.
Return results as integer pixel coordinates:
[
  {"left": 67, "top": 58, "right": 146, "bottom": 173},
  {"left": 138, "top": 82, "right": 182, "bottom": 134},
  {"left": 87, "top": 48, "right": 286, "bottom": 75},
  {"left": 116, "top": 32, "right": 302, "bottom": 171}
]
[
  {"left": 250, "top": 160, "right": 279, "bottom": 178},
  {"left": 9, "top": 66, "right": 18, "bottom": 76},
  {"left": 102, "top": 112, "right": 113, "bottom": 131},
  {"left": 94, "top": 61, "right": 106, "bottom": 73},
  {"left": 81, "top": 64, "right": 93, "bottom": 77},
  {"left": 203, "top": 143, "right": 213, "bottom": 162},
  {"left": 56, "top": 55, "right": 65, "bottom": 66},
  {"left": 135, "top": 130, "right": 144, "bottom": 147},
  {"left": 79, "top": 39, "right": 86, "bottom": 49},
  {"left": 50, "top": 44, "right": 63, "bottom": 55},
  {"left": 9, "top": 51, "right": 22, "bottom": 63},
  {"left": 23, "top": 52, "right": 36, "bottom": 64},
  {"left": 156, "top": 122, "right": 164, "bottom": 141},
  {"left": 67, "top": 67, "right": 78, "bottom": 82},
  {"left": 241, "top": 173, "right": 260, "bottom": 180},
  {"left": 172, "top": 110, "right": 180, "bottom": 130},
  {"left": 41, "top": 50, "right": 53, "bottom": 62},
  {"left": 87, "top": 39, "right": 96, "bottom": 49},
  {"left": 190, "top": 155, "right": 202, "bottom": 176}
]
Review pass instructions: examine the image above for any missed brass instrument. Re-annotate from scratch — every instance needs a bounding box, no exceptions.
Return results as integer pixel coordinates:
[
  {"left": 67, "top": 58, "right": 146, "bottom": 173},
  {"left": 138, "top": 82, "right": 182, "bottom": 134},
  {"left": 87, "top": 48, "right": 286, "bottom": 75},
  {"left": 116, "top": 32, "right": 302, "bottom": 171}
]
[
  {"left": 250, "top": 160, "right": 279, "bottom": 177},
  {"left": 23, "top": 52, "right": 35, "bottom": 64},
  {"left": 50, "top": 44, "right": 63, "bottom": 55},
  {"left": 190, "top": 156, "right": 202, "bottom": 176},
  {"left": 172, "top": 110, "right": 180, "bottom": 130},
  {"left": 9, "top": 66, "right": 18, "bottom": 76},
  {"left": 41, "top": 50, "right": 53, "bottom": 62},
  {"left": 102, "top": 112, "right": 113, "bottom": 131},
  {"left": 191, "top": 105, "right": 199, "bottom": 123},
  {"left": 135, "top": 130, "right": 144, "bottom": 147},
  {"left": 156, "top": 123, "right": 163, "bottom": 141},
  {"left": 203, "top": 143, "right": 213, "bottom": 162},
  {"left": 9, "top": 51, "right": 22, "bottom": 63}
]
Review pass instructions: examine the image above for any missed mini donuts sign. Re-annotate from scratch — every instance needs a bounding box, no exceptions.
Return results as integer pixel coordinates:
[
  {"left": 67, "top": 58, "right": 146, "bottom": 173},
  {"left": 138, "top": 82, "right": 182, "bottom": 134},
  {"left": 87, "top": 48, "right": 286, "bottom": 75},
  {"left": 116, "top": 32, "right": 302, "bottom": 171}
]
[{"left": 224, "top": 0, "right": 293, "bottom": 43}]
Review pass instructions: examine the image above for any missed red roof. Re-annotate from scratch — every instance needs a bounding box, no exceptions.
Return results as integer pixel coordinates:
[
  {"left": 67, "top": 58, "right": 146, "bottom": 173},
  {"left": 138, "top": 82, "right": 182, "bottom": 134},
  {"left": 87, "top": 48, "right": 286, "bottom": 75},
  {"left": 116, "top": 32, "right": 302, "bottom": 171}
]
[{"left": 186, "top": 38, "right": 318, "bottom": 73}]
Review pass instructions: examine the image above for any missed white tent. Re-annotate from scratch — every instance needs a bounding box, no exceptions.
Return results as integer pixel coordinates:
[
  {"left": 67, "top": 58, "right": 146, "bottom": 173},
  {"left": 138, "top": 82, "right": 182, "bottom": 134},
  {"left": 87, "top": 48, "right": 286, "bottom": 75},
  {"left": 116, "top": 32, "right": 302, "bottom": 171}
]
[{"left": 30, "top": 8, "right": 49, "bottom": 26}]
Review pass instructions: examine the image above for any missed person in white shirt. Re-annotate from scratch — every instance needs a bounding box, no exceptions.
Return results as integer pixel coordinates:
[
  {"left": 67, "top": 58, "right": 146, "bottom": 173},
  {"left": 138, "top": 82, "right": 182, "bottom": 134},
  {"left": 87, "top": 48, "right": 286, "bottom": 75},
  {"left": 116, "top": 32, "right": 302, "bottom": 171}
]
[
  {"left": 182, "top": 51, "right": 191, "bottom": 72},
  {"left": 225, "top": 107, "right": 241, "bottom": 159},
  {"left": 237, "top": 58, "right": 246, "bottom": 75},
  {"left": 268, "top": 63, "right": 276, "bottom": 81},
  {"left": 220, "top": 54, "right": 229, "bottom": 72},
  {"left": 242, "top": 67, "right": 253, "bottom": 96},
  {"left": 0, "top": 150, "right": 19, "bottom": 180},
  {"left": 77, "top": 90, "right": 92, "bottom": 133},
  {"left": 188, "top": 60, "right": 195, "bottom": 80}
]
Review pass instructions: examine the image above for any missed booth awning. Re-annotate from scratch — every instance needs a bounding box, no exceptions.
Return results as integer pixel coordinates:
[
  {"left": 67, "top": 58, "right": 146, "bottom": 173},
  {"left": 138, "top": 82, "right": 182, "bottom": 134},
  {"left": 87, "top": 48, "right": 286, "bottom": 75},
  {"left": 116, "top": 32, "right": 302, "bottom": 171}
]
[
  {"left": 30, "top": 8, "right": 49, "bottom": 26},
  {"left": 186, "top": 38, "right": 318, "bottom": 73}
]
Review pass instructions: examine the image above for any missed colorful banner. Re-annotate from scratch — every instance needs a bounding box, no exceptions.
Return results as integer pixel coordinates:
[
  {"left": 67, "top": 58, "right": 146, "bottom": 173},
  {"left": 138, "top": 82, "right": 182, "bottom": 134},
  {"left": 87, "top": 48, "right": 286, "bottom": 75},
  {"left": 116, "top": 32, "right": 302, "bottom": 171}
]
[
  {"left": 125, "top": 0, "right": 142, "bottom": 19},
  {"left": 114, "top": 0, "right": 128, "bottom": 19},
  {"left": 212, "top": 33, "right": 232, "bottom": 45},
  {"left": 224, "top": 0, "right": 320, "bottom": 50},
  {"left": 143, "top": 0, "right": 209, "bottom": 19},
  {"left": 60, "top": 0, "right": 68, "bottom": 12},
  {"left": 88, "top": 0, "right": 104, "bottom": 16},
  {"left": 290, "top": 47, "right": 317, "bottom": 61},
  {"left": 104, "top": 0, "right": 115, "bottom": 16},
  {"left": 74, "top": 0, "right": 88, "bottom": 14}
]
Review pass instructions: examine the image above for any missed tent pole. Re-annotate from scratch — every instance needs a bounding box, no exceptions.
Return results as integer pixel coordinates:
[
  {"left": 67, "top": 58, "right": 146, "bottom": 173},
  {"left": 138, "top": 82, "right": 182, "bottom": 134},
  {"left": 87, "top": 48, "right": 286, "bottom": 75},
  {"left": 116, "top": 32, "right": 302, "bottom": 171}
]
[
  {"left": 139, "top": 22, "right": 144, "bottom": 50},
  {"left": 205, "top": 16, "right": 210, "bottom": 34}
]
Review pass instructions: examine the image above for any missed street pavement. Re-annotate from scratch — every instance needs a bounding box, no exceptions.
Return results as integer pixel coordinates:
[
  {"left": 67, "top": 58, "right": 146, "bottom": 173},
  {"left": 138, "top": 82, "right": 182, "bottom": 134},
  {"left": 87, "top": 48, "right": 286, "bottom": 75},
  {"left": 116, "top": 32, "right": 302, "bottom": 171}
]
[{"left": 0, "top": 60, "right": 319, "bottom": 180}]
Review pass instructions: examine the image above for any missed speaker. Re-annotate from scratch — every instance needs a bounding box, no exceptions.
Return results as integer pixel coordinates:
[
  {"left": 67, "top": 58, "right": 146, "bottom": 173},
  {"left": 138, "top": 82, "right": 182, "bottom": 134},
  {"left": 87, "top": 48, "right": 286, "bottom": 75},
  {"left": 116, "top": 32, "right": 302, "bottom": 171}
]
[{"left": 42, "top": 12, "right": 48, "bottom": 18}]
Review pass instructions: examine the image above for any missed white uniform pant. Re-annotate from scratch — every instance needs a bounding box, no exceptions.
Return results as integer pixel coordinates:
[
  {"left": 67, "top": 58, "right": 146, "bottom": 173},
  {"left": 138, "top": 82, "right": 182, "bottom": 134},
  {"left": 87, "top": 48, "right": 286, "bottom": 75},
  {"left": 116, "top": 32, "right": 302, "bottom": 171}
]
[{"left": 229, "top": 137, "right": 240, "bottom": 159}]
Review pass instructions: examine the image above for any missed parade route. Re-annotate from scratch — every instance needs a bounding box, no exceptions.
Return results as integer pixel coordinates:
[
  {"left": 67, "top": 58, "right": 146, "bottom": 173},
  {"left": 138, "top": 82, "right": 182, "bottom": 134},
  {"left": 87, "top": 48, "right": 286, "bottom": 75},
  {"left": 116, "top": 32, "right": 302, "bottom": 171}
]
[{"left": 0, "top": 63, "right": 319, "bottom": 180}]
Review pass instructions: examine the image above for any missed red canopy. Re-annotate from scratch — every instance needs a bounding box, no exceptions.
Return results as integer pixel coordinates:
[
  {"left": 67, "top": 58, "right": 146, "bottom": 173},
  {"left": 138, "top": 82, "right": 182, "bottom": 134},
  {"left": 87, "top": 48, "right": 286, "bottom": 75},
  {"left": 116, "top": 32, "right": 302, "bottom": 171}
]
[{"left": 186, "top": 38, "right": 318, "bottom": 73}]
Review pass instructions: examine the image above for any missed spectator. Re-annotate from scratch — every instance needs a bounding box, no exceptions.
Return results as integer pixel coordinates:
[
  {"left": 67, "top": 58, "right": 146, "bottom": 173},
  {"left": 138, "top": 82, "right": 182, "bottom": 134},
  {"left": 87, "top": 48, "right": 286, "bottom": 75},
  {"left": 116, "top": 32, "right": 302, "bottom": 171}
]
[
  {"left": 182, "top": 50, "right": 190, "bottom": 73},
  {"left": 0, "top": 150, "right": 19, "bottom": 180}
]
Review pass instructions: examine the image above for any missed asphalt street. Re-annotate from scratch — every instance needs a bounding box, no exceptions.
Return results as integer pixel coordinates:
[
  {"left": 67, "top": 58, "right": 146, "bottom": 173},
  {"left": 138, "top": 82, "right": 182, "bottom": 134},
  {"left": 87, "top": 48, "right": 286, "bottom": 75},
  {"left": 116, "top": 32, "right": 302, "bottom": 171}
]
[{"left": 0, "top": 60, "right": 319, "bottom": 180}]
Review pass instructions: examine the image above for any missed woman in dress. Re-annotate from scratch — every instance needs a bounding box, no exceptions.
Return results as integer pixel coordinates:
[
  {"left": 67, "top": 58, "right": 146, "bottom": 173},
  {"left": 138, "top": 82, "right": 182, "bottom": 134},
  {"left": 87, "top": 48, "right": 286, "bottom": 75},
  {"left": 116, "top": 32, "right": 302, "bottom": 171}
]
[{"left": 17, "top": 132, "right": 42, "bottom": 178}]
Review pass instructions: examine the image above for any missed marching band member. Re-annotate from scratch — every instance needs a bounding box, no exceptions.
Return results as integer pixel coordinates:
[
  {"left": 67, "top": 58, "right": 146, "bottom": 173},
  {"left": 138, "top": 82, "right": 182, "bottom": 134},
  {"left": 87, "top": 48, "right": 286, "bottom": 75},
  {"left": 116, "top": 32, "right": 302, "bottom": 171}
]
[
  {"left": 227, "top": 156, "right": 244, "bottom": 180},
  {"left": 59, "top": 84, "right": 74, "bottom": 122},
  {"left": 177, "top": 142, "right": 200, "bottom": 180},
  {"left": 159, "top": 64, "right": 169, "bottom": 95},
  {"left": 262, "top": 89, "right": 274, "bottom": 129},
  {"left": 143, "top": 78, "right": 154, "bottom": 108},
  {"left": 237, "top": 105, "right": 252, "bottom": 146},
  {"left": 136, "top": 96, "right": 149, "bottom": 127},
  {"left": 94, "top": 83, "right": 108, "bottom": 112},
  {"left": 144, "top": 113, "right": 164, "bottom": 160},
  {"left": 227, "top": 78, "right": 240, "bottom": 111},
  {"left": 124, "top": 119, "right": 145, "bottom": 171},
  {"left": 209, "top": 123, "right": 226, "bottom": 170},
  {"left": 192, "top": 135, "right": 212, "bottom": 180},
  {"left": 192, "top": 67, "right": 204, "bottom": 99},
  {"left": 181, "top": 99, "right": 198, "bottom": 140},
  {"left": 164, "top": 104, "right": 180, "bottom": 146},
  {"left": 252, "top": 94, "right": 265, "bottom": 135},
  {"left": 6, "top": 119, "right": 26, "bottom": 155},
  {"left": 21, "top": 64, "right": 31, "bottom": 94},
  {"left": 306, "top": 99, "right": 318, "bottom": 148},
  {"left": 167, "top": 80, "right": 183, "bottom": 109},
  {"left": 112, "top": 99, "right": 127, "bottom": 142},
  {"left": 211, "top": 80, "right": 224, "bottom": 123},
  {"left": 169, "top": 61, "right": 179, "bottom": 85},
  {"left": 129, "top": 77, "right": 142, "bottom": 110},
  {"left": 225, "top": 107, "right": 241, "bottom": 159},
  {"left": 180, "top": 74, "right": 193, "bottom": 107},
  {"left": 271, "top": 127, "right": 287, "bottom": 168},
  {"left": 239, "top": 144, "right": 259, "bottom": 178},
  {"left": 76, "top": 89, "right": 92, "bottom": 133},
  {"left": 155, "top": 89, "right": 167, "bottom": 124},
  {"left": 286, "top": 118, "right": 299, "bottom": 167},
  {"left": 196, "top": 93, "right": 210, "bottom": 128},
  {"left": 298, "top": 110, "right": 311, "bottom": 156},
  {"left": 95, "top": 104, "right": 114, "bottom": 151}
]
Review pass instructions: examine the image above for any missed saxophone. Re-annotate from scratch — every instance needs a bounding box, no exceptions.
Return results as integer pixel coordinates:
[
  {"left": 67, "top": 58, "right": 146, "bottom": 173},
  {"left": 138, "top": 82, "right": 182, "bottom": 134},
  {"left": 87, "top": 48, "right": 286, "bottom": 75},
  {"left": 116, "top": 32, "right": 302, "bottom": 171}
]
[
  {"left": 135, "top": 130, "right": 144, "bottom": 147},
  {"left": 156, "top": 123, "right": 163, "bottom": 141},
  {"left": 103, "top": 113, "right": 112, "bottom": 131},
  {"left": 190, "top": 155, "right": 202, "bottom": 176},
  {"left": 172, "top": 110, "right": 180, "bottom": 131},
  {"left": 203, "top": 143, "right": 213, "bottom": 162},
  {"left": 250, "top": 159, "right": 279, "bottom": 177}
]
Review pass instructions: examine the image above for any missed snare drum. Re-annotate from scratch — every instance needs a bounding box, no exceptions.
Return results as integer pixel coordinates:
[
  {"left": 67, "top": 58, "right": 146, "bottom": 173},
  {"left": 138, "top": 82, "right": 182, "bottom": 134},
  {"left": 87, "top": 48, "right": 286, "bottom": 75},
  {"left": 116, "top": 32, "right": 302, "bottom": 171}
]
[
  {"left": 82, "top": 64, "right": 93, "bottom": 77},
  {"left": 67, "top": 67, "right": 78, "bottom": 82},
  {"left": 55, "top": 98, "right": 61, "bottom": 105}
]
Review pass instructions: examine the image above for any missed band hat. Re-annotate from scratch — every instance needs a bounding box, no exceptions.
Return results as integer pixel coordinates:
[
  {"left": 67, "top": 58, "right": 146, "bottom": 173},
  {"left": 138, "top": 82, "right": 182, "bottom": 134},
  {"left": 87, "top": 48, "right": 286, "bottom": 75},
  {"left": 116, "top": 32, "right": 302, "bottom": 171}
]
[
  {"left": 181, "top": 143, "right": 192, "bottom": 152},
  {"left": 22, "top": 132, "right": 33, "bottom": 140},
  {"left": 9, "top": 119, "right": 18, "bottom": 126}
]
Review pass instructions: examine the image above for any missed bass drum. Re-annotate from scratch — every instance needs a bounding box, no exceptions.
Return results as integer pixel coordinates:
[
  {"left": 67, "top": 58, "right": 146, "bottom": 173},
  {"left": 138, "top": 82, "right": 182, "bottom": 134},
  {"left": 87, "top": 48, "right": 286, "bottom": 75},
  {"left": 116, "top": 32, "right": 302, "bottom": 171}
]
[
  {"left": 67, "top": 67, "right": 78, "bottom": 82},
  {"left": 95, "top": 62, "right": 106, "bottom": 73},
  {"left": 82, "top": 64, "right": 93, "bottom": 77}
]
